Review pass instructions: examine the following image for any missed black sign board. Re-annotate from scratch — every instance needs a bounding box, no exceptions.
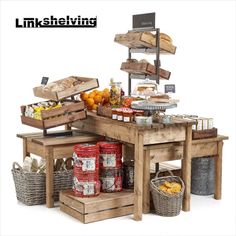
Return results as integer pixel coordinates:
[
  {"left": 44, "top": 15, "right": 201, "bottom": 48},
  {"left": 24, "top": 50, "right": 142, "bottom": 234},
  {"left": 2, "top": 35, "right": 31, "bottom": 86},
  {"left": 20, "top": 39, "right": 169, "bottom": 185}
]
[
  {"left": 133, "top": 12, "right": 155, "bottom": 30},
  {"left": 41, "top": 77, "right": 49, "bottom": 85},
  {"left": 165, "top": 84, "right": 175, "bottom": 93}
]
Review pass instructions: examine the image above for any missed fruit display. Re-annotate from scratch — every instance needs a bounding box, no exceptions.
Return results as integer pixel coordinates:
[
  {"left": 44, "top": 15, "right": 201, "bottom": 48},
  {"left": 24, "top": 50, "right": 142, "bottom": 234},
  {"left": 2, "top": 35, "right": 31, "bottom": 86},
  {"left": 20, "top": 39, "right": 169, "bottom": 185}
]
[
  {"left": 158, "top": 181, "right": 182, "bottom": 194},
  {"left": 80, "top": 88, "right": 110, "bottom": 111},
  {"left": 24, "top": 101, "right": 62, "bottom": 120}
]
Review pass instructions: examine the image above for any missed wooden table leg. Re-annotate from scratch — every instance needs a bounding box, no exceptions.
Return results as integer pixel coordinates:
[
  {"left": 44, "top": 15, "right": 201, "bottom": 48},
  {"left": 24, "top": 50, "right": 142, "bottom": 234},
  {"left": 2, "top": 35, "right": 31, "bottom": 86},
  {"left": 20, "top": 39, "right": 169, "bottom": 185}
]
[
  {"left": 143, "top": 149, "right": 151, "bottom": 214},
  {"left": 23, "top": 138, "right": 30, "bottom": 160},
  {"left": 45, "top": 147, "right": 54, "bottom": 208},
  {"left": 182, "top": 125, "right": 192, "bottom": 211},
  {"left": 134, "top": 132, "right": 144, "bottom": 221},
  {"left": 214, "top": 141, "right": 223, "bottom": 200}
]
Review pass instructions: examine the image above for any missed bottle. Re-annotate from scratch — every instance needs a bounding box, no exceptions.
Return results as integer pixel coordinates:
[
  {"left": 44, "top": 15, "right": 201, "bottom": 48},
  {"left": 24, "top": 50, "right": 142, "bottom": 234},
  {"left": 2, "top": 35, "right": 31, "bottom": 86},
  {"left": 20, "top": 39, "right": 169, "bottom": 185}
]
[{"left": 109, "top": 78, "right": 122, "bottom": 106}]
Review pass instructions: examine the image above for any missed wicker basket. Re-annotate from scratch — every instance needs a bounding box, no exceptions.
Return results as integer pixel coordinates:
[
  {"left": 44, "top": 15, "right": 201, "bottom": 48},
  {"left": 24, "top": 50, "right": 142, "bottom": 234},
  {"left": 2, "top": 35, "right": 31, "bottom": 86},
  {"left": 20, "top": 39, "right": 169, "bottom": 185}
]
[
  {"left": 12, "top": 162, "right": 73, "bottom": 206},
  {"left": 150, "top": 169, "right": 185, "bottom": 217}
]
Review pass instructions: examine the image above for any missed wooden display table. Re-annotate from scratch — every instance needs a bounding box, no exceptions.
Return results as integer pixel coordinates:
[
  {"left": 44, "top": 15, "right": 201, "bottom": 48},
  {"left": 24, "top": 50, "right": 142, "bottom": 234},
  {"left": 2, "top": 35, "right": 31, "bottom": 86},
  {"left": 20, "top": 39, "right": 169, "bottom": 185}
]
[
  {"left": 17, "top": 130, "right": 103, "bottom": 208},
  {"left": 143, "top": 135, "right": 229, "bottom": 213},
  {"left": 72, "top": 112, "right": 195, "bottom": 221}
]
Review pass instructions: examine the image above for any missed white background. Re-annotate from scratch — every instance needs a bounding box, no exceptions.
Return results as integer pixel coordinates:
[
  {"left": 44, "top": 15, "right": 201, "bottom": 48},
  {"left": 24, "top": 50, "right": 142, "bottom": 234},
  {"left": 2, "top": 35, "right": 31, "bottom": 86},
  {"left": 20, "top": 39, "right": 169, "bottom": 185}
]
[{"left": 0, "top": 1, "right": 236, "bottom": 236}]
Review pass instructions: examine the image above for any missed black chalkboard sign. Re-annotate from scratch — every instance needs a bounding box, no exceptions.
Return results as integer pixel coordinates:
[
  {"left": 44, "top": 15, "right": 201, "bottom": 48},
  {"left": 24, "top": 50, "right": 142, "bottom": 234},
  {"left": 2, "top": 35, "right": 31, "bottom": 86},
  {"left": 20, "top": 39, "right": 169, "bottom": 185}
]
[
  {"left": 133, "top": 12, "right": 155, "bottom": 29},
  {"left": 41, "top": 77, "right": 49, "bottom": 85},
  {"left": 165, "top": 84, "right": 175, "bottom": 93}
]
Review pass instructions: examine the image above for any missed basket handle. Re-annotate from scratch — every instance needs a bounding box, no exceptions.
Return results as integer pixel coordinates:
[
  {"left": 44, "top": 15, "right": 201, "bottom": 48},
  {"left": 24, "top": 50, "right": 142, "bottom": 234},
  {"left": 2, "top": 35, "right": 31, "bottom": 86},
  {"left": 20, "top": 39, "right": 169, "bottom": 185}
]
[
  {"left": 155, "top": 169, "right": 174, "bottom": 178},
  {"left": 12, "top": 162, "right": 23, "bottom": 171}
]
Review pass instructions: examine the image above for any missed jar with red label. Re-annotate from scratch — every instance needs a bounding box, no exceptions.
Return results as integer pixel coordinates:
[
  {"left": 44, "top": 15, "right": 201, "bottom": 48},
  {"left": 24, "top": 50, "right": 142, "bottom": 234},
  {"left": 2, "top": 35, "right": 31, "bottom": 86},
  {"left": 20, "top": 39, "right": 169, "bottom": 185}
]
[
  {"left": 111, "top": 108, "right": 117, "bottom": 120},
  {"left": 123, "top": 109, "right": 133, "bottom": 123},
  {"left": 116, "top": 108, "right": 123, "bottom": 121}
]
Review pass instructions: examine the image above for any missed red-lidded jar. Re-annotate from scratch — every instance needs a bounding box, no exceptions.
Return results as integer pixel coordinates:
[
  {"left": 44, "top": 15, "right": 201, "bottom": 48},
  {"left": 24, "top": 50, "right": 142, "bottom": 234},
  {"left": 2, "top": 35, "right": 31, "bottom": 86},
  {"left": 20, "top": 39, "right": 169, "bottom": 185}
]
[
  {"left": 98, "top": 141, "right": 122, "bottom": 168},
  {"left": 73, "top": 178, "right": 101, "bottom": 197},
  {"left": 116, "top": 108, "right": 123, "bottom": 121},
  {"left": 100, "top": 167, "right": 122, "bottom": 192},
  {"left": 111, "top": 108, "right": 117, "bottom": 120},
  {"left": 123, "top": 108, "right": 133, "bottom": 123}
]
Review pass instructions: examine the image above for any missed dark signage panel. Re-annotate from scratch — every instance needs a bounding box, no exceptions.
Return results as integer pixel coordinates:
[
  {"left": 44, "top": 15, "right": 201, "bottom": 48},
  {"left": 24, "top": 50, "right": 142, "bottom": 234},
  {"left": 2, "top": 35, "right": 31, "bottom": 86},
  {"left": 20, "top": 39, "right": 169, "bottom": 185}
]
[{"left": 133, "top": 12, "right": 155, "bottom": 29}]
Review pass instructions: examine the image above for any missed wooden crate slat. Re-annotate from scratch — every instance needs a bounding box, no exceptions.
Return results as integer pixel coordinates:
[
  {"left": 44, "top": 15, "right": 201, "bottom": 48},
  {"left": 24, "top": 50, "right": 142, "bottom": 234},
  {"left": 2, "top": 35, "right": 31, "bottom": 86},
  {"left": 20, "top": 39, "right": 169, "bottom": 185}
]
[
  {"left": 121, "top": 62, "right": 171, "bottom": 80},
  {"left": 33, "top": 77, "right": 99, "bottom": 101},
  {"left": 43, "top": 110, "right": 86, "bottom": 129},
  {"left": 21, "top": 115, "right": 44, "bottom": 129},
  {"left": 41, "top": 101, "right": 85, "bottom": 119}
]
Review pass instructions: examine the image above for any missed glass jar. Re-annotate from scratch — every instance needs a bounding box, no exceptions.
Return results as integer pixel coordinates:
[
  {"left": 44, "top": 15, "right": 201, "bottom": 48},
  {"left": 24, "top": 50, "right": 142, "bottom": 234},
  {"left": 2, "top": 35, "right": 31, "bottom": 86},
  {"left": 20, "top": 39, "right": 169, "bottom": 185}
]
[
  {"left": 116, "top": 108, "right": 123, "bottom": 121},
  {"left": 123, "top": 109, "right": 133, "bottom": 123},
  {"left": 110, "top": 79, "right": 122, "bottom": 106},
  {"left": 111, "top": 108, "right": 117, "bottom": 120}
]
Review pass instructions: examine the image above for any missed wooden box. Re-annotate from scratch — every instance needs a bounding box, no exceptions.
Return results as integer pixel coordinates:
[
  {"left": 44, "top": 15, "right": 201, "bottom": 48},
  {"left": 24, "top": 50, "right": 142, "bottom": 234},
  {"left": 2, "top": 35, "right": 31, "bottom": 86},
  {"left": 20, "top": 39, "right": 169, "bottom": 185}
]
[
  {"left": 192, "top": 128, "right": 218, "bottom": 140},
  {"left": 21, "top": 100, "right": 86, "bottom": 129},
  {"left": 60, "top": 189, "right": 134, "bottom": 223},
  {"left": 97, "top": 105, "right": 112, "bottom": 118},
  {"left": 114, "top": 32, "right": 176, "bottom": 54},
  {"left": 121, "top": 62, "right": 171, "bottom": 80},
  {"left": 33, "top": 76, "right": 99, "bottom": 101}
]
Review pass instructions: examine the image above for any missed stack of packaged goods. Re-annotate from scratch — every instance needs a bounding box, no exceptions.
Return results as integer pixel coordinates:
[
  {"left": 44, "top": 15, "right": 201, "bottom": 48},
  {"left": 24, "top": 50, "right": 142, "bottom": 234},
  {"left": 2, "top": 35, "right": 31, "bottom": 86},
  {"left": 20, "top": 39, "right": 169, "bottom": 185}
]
[
  {"left": 98, "top": 142, "right": 123, "bottom": 192},
  {"left": 72, "top": 144, "right": 100, "bottom": 197}
]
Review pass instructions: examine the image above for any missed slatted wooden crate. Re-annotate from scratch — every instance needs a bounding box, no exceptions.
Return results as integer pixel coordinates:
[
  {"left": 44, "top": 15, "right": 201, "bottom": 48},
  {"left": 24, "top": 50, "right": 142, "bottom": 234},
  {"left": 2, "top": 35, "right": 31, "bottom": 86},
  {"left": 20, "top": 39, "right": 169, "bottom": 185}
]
[
  {"left": 33, "top": 76, "right": 99, "bottom": 101},
  {"left": 114, "top": 32, "right": 176, "bottom": 54},
  {"left": 121, "top": 62, "right": 171, "bottom": 80},
  {"left": 60, "top": 189, "right": 134, "bottom": 223},
  {"left": 21, "top": 100, "right": 86, "bottom": 129},
  {"left": 192, "top": 128, "right": 218, "bottom": 140}
]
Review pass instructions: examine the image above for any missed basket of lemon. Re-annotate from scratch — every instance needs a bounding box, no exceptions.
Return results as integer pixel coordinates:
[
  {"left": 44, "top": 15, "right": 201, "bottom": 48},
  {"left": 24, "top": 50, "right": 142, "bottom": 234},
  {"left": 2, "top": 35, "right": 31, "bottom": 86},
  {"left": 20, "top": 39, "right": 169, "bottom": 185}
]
[{"left": 150, "top": 169, "right": 185, "bottom": 217}]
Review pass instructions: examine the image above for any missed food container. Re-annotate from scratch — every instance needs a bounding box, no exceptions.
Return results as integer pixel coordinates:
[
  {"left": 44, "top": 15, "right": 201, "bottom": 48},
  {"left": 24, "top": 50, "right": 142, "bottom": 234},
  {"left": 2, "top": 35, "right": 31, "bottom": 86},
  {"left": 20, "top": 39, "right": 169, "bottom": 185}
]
[
  {"left": 100, "top": 167, "right": 122, "bottom": 193},
  {"left": 135, "top": 116, "right": 153, "bottom": 125},
  {"left": 196, "top": 118, "right": 203, "bottom": 130},
  {"left": 201, "top": 118, "right": 208, "bottom": 130},
  {"left": 208, "top": 118, "right": 214, "bottom": 129},
  {"left": 116, "top": 108, "right": 123, "bottom": 121},
  {"left": 73, "top": 178, "right": 101, "bottom": 197},
  {"left": 111, "top": 108, "right": 117, "bottom": 120},
  {"left": 123, "top": 109, "right": 133, "bottom": 123},
  {"left": 133, "top": 78, "right": 158, "bottom": 96},
  {"left": 123, "top": 161, "right": 134, "bottom": 189},
  {"left": 98, "top": 141, "right": 122, "bottom": 168},
  {"left": 110, "top": 80, "right": 122, "bottom": 106},
  {"left": 133, "top": 109, "right": 145, "bottom": 117}
]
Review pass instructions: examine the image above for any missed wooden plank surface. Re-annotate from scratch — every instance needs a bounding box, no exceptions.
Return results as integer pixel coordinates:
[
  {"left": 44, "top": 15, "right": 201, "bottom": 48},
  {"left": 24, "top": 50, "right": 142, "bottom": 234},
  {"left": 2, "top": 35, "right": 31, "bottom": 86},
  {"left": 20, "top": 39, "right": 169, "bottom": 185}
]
[
  {"left": 143, "top": 125, "right": 186, "bottom": 145},
  {"left": 27, "top": 141, "right": 44, "bottom": 157}
]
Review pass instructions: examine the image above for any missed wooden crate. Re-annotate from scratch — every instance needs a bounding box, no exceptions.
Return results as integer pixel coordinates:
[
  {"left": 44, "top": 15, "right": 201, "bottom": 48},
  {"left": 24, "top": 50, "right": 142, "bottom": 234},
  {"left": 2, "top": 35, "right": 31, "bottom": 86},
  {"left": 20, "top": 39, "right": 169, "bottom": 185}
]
[
  {"left": 97, "top": 105, "right": 112, "bottom": 118},
  {"left": 33, "top": 76, "right": 99, "bottom": 100},
  {"left": 60, "top": 189, "right": 134, "bottom": 223},
  {"left": 192, "top": 128, "right": 218, "bottom": 140},
  {"left": 114, "top": 32, "right": 176, "bottom": 54},
  {"left": 121, "top": 62, "right": 171, "bottom": 80},
  {"left": 21, "top": 100, "right": 86, "bottom": 129}
]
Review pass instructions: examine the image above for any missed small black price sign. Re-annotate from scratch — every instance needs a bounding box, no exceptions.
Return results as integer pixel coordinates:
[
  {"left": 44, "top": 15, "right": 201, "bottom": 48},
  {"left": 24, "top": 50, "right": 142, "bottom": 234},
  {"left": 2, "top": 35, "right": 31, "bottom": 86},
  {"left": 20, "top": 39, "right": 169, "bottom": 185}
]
[
  {"left": 41, "top": 77, "right": 49, "bottom": 85},
  {"left": 165, "top": 84, "right": 175, "bottom": 93},
  {"left": 133, "top": 12, "right": 155, "bottom": 29}
]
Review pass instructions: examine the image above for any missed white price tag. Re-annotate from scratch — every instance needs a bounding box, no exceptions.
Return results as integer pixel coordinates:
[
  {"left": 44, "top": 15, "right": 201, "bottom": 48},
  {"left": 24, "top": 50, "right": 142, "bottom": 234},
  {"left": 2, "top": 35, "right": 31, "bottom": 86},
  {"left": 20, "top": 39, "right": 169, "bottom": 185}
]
[
  {"left": 78, "top": 157, "right": 96, "bottom": 171},
  {"left": 101, "top": 154, "right": 116, "bottom": 167},
  {"left": 83, "top": 182, "right": 95, "bottom": 195},
  {"left": 102, "top": 177, "right": 115, "bottom": 191}
]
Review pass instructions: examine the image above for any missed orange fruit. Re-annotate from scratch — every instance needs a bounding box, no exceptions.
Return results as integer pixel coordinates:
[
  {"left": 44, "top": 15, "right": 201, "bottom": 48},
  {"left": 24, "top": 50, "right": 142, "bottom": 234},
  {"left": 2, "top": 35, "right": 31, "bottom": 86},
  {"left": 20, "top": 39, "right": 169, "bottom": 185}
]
[
  {"left": 92, "top": 104, "right": 98, "bottom": 110},
  {"left": 94, "top": 95, "right": 102, "bottom": 104},
  {"left": 93, "top": 89, "right": 98, "bottom": 94},
  {"left": 80, "top": 92, "right": 88, "bottom": 101},
  {"left": 97, "top": 91, "right": 103, "bottom": 97},
  {"left": 103, "top": 88, "right": 109, "bottom": 93},
  {"left": 102, "top": 91, "right": 110, "bottom": 99},
  {"left": 86, "top": 98, "right": 94, "bottom": 107},
  {"left": 88, "top": 92, "right": 96, "bottom": 99}
]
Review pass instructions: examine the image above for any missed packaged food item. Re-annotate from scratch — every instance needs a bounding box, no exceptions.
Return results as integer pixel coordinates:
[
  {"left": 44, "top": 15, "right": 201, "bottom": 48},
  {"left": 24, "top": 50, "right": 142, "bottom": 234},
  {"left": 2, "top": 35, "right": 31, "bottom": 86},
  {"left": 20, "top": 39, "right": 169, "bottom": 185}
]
[
  {"left": 109, "top": 79, "right": 122, "bottom": 106},
  {"left": 158, "top": 181, "right": 182, "bottom": 194},
  {"left": 111, "top": 108, "right": 117, "bottom": 120},
  {"left": 208, "top": 118, "right": 214, "bottom": 129},
  {"left": 123, "top": 109, "right": 133, "bottom": 123},
  {"left": 116, "top": 108, "right": 123, "bottom": 121},
  {"left": 22, "top": 157, "right": 38, "bottom": 172}
]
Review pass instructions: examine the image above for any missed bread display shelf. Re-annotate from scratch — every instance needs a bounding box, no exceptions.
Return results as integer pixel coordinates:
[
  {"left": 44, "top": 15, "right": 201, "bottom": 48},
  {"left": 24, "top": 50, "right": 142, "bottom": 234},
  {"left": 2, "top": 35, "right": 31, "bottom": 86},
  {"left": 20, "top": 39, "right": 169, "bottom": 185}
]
[
  {"left": 114, "top": 32, "right": 176, "bottom": 54},
  {"left": 33, "top": 76, "right": 99, "bottom": 101},
  {"left": 21, "top": 100, "right": 86, "bottom": 130},
  {"left": 121, "top": 62, "right": 171, "bottom": 80}
]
